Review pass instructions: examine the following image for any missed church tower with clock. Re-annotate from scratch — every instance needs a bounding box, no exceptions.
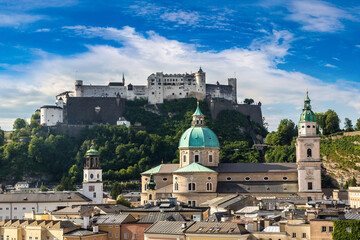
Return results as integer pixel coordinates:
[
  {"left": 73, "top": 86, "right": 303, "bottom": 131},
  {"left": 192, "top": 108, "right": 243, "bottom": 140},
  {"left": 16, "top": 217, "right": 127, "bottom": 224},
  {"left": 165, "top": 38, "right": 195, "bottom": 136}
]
[
  {"left": 82, "top": 141, "right": 103, "bottom": 204},
  {"left": 296, "top": 92, "right": 323, "bottom": 200}
]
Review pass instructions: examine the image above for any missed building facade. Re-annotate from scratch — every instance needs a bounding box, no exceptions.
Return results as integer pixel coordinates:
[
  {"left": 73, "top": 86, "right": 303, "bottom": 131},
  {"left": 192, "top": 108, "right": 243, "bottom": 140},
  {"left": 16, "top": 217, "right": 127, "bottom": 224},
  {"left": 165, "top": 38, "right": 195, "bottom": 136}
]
[
  {"left": 141, "top": 94, "right": 323, "bottom": 206},
  {"left": 40, "top": 68, "right": 238, "bottom": 126}
]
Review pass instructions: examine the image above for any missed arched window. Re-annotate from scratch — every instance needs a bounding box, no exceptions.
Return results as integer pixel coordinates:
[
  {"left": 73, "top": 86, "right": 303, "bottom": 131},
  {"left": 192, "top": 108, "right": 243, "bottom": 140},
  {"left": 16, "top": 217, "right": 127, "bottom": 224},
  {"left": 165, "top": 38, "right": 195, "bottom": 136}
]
[
  {"left": 149, "top": 194, "right": 152, "bottom": 200},
  {"left": 183, "top": 155, "right": 186, "bottom": 162},
  {"left": 174, "top": 182, "right": 179, "bottom": 191},
  {"left": 208, "top": 155, "right": 213, "bottom": 163},
  {"left": 206, "top": 182, "right": 212, "bottom": 191},
  {"left": 145, "top": 183, "right": 148, "bottom": 190},
  {"left": 188, "top": 183, "right": 196, "bottom": 191},
  {"left": 195, "top": 155, "right": 199, "bottom": 163},
  {"left": 307, "top": 148, "right": 312, "bottom": 157}
]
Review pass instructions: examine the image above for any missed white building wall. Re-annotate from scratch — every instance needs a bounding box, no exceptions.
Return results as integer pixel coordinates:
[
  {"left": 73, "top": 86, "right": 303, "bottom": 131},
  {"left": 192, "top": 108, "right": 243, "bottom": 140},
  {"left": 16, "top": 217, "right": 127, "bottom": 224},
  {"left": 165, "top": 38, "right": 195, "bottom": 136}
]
[
  {"left": 0, "top": 201, "right": 88, "bottom": 220},
  {"left": 40, "top": 107, "right": 63, "bottom": 126}
]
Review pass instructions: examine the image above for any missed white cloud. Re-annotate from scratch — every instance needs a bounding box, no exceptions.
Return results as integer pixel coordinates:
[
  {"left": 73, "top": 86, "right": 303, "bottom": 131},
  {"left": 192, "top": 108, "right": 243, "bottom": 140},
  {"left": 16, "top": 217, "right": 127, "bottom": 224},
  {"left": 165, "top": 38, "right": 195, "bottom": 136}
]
[
  {"left": 160, "top": 10, "right": 200, "bottom": 26},
  {"left": 286, "top": 0, "right": 355, "bottom": 32},
  {"left": 1, "top": 26, "right": 360, "bottom": 130},
  {"left": 324, "top": 63, "right": 337, "bottom": 68},
  {"left": 35, "top": 28, "right": 51, "bottom": 32},
  {"left": 0, "top": 13, "right": 43, "bottom": 27}
]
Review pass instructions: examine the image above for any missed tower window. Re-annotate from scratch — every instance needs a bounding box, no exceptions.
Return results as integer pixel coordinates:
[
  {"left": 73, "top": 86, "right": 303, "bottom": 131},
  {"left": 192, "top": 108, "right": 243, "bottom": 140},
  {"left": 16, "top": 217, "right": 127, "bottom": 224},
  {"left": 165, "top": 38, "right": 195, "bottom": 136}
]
[
  {"left": 208, "top": 155, "right": 213, "bottom": 163},
  {"left": 264, "top": 177, "right": 269, "bottom": 181},
  {"left": 93, "top": 192, "right": 96, "bottom": 198},
  {"left": 174, "top": 182, "right": 179, "bottom": 191},
  {"left": 188, "top": 183, "right": 196, "bottom": 191},
  {"left": 307, "top": 148, "right": 312, "bottom": 157},
  {"left": 183, "top": 155, "right": 186, "bottom": 162},
  {"left": 196, "top": 120, "right": 199, "bottom": 124},
  {"left": 307, "top": 125, "right": 310, "bottom": 128},
  {"left": 308, "top": 182, "right": 313, "bottom": 190},
  {"left": 89, "top": 186, "right": 95, "bottom": 192},
  {"left": 149, "top": 194, "right": 152, "bottom": 200},
  {"left": 206, "top": 182, "right": 213, "bottom": 191},
  {"left": 195, "top": 155, "right": 199, "bottom": 163}
]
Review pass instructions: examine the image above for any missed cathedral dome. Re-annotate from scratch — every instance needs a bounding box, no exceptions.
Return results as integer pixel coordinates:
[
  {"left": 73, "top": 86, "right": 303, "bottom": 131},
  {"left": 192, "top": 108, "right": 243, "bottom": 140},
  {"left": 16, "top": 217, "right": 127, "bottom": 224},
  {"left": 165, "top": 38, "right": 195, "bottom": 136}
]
[
  {"left": 179, "top": 126, "right": 219, "bottom": 148},
  {"left": 299, "top": 92, "right": 316, "bottom": 123}
]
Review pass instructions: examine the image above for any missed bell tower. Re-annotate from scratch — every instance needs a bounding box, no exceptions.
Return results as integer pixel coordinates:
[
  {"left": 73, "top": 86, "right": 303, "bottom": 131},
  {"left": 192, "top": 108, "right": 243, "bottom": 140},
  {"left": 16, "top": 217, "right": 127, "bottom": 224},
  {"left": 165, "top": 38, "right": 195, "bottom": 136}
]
[
  {"left": 296, "top": 92, "right": 323, "bottom": 201},
  {"left": 82, "top": 141, "right": 103, "bottom": 204}
]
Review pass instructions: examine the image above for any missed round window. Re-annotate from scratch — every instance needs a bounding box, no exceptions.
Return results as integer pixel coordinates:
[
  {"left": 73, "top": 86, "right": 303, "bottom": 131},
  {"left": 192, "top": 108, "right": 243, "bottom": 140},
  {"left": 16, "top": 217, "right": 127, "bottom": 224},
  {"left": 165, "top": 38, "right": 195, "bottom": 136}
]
[
  {"left": 307, "top": 125, "right": 310, "bottom": 128},
  {"left": 264, "top": 177, "right": 269, "bottom": 181},
  {"left": 226, "top": 177, "right": 232, "bottom": 181},
  {"left": 90, "top": 174, "right": 94, "bottom": 179},
  {"left": 283, "top": 177, "right": 288, "bottom": 181},
  {"left": 163, "top": 178, "right": 168, "bottom": 181},
  {"left": 245, "top": 177, "right": 251, "bottom": 181},
  {"left": 208, "top": 177, "right": 211, "bottom": 180},
  {"left": 174, "top": 177, "right": 178, "bottom": 180}
]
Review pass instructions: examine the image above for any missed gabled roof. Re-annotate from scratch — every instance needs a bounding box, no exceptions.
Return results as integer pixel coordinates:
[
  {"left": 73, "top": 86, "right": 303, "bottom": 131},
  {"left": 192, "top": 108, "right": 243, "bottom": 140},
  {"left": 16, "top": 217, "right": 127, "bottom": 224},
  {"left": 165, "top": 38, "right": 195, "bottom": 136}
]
[
  {"left": 142, "top": 164, "right": 179, "bottom": 175},
  {"left": 145, "top": 221, "right": 194, "bottom": 235},
  {"left": 185, "top": 222, "right": 248, "bottom": 234},
  {"left": 138, "top": 212, "right": 186, "bottom": 223},
  {"left": 92, "top": 214, "right": 136, "bottom": 224},
  {"left": 174, "top": 163, "right": 216, "bottom": 173},
  {"left": 0, "top": 192, "right": 91, "bottom": 203},
  {"left": 64, "top": 229, "right": 107, "bottom": 236}
]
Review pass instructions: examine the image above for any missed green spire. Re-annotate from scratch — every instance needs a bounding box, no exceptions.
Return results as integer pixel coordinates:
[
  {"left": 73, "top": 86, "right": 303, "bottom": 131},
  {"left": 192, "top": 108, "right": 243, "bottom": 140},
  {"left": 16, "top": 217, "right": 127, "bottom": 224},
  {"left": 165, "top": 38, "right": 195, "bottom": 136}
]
[
  {"left": 299, "top": 91, "right": 316, "bottom": 123},
  {"left": 192, "top": 100, "right": 204, "bottom": 116},
  {"left": 148, "top": 173, "right": 156, "bottom": 190},
  {"left": 86, "top": 140, "right": 99, "bottom": 156}
]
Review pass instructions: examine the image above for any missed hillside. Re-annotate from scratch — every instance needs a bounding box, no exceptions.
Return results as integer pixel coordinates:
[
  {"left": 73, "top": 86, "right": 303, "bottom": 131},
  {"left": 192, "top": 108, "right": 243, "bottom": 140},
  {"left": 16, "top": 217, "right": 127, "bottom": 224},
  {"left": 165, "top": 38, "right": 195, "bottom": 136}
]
[{"left": 0, "top": 98, "right": 267, "bottom": 185}]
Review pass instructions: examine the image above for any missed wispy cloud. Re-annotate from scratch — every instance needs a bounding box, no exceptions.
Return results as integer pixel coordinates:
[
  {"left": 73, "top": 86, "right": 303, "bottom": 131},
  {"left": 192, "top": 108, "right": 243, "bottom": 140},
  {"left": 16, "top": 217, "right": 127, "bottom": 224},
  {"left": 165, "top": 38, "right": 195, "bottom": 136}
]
[
  {"left": 286, "top": 0, "right": 355, "bottom": 32},
  {"left": 35, "top": 28, "right": 51, "bottom": 32},
  {"left": 0, "top": 13, "right": 43, "bottom": 27},
  {"left": 324, "top": 63, "right": 337, "bottom": 68},
  {"left": 127, "top": 1, "right": 232, "bottom": 29},
  {"left": 1, "top": 26, "right": 360, "bottom": 130}
]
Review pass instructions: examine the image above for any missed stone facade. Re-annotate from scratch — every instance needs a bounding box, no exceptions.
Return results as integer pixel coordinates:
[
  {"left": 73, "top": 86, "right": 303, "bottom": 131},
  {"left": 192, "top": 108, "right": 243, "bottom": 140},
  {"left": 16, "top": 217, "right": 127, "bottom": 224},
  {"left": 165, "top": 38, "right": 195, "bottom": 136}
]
[
  {"left": 141, "top": 94, "right": 324, "bottom": 206},
  {"left": 41, "top": 68, "right": 242, "bottom": 126}
]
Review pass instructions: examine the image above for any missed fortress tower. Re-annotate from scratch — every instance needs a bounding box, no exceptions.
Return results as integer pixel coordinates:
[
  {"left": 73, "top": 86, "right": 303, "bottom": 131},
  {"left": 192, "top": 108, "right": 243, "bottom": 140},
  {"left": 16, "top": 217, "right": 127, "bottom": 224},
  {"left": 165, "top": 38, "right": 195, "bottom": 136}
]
[
  {"left": 82, "top": 142, "right": 103, "bottom": 204},
  {"left": 296, "top": 92, "right": 323, "bottom": 201}
]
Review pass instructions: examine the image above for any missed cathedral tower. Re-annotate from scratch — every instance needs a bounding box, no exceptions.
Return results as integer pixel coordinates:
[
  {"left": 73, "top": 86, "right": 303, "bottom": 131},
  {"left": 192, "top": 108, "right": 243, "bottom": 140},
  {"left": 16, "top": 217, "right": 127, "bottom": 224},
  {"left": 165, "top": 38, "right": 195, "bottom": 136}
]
[
  {"left": 296, "top": 92, "right": 323, "bottom": 201},
  {"left": 82, "top": 141, "right": 103, "bottom": 204},
  {"left": 178, "top": 101, "right": 220, "bottom": 168}
]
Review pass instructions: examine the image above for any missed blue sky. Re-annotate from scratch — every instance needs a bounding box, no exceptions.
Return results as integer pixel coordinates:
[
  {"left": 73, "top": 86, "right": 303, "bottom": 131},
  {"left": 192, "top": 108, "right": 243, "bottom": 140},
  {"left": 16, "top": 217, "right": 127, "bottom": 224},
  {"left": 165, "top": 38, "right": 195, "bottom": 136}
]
[{"left": 0, "top": 0, "right": 360, "bottom": 131}]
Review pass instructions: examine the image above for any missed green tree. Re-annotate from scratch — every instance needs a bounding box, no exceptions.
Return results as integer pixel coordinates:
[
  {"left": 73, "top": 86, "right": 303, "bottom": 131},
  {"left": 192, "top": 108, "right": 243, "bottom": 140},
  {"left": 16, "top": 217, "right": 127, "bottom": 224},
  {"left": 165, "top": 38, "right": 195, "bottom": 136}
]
[
  {"left": 13, "top": 118, "right": 27, "bottom": 130},
  {"left": 266, "top": 119, "right": 297, "bottom": 146},
  {"left": 55, "top": 176, "right": 75, "bottom": 191},
  {"left": 116, "top": 196, "right": 132, "bottom": 208},
  {"left": 344, "top": 118, "right": 353, "bottom": 132},
  {"left": 39, "top": 185, "right": 49, "bottom": 192},
  {"left": 244, "top": 98, "right": 254, "bottom": 105},
  {"left": 356, "top": 118, "right": 360, "bottom": 131},
  {"left": 0, "top": 127, "right": 4, "bottom": 146},
  {"left": 323, "top": 110, "right": 340, "bottom": 135},
  {"left": 110, "top": 182, "right": 123, "bottom": 199}
]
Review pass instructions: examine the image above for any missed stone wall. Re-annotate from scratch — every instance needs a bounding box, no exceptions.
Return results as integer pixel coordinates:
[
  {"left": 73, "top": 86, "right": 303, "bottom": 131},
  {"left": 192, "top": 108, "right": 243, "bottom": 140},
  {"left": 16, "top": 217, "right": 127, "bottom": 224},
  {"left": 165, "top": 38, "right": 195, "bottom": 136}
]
[
  {"left": 209, "top": 100, "right": 263, "bottom": 125},
  {"left": 64, "top": 97, "right": 126, "bottom": 125}
]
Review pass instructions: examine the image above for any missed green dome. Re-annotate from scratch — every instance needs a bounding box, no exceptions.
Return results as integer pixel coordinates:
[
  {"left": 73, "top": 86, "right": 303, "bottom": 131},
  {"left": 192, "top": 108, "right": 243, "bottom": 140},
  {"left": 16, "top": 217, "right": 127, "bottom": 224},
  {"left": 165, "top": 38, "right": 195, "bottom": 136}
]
[
  {"left": 179, "top": 127, "right": 219, "bottom": 148},
  {"left": 86, "top": 144, "right": 99, "bottom": 156},
  {"left": 299, "top": 92, "right": 316, "bottom": 123}
]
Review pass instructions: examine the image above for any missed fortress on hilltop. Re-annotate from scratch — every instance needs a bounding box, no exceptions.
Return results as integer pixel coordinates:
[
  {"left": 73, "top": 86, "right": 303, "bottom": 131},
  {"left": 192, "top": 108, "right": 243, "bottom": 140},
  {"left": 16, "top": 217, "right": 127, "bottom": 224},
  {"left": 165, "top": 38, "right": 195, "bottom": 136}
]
[{"left": 40, "top": 68, "right": 263, "bottom": 133}]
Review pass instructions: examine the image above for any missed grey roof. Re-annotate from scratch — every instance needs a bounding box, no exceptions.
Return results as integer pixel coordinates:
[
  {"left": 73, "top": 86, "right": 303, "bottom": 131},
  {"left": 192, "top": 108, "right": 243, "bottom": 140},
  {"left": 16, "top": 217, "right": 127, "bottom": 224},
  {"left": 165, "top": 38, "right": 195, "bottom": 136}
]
[
  {"left": 0, "top": 192, "right": 91, "bottom": 203},
  {"left": 218, "top": 195, "right": 252, "bottom": 209},
  {"left": 344, "top": 212, "right": 360, "bottom": 220},
  {"left": 64, "top": 229, "right": 107, "bottom": 236},
  {"left": 94, "top": 204, "right": 130, "bottom": 213},
  {"left": 142, "top": 164, "right": 179, "bottom": 175},
  {"left": 185, "top": 222, "right": 248, "bottom": 235},
  {"left": 216, "top": 163, "right": 297, "bottom": 173},
  {"left": 123, "top": 192, "right": 141, "bottom": 198},
  {"left": 138, "top": 212, "right": 186, "bottom": 223},
  {"left": 144, "top": 221, "right": 193, "bottom": 235},
  {"left": 204, "top": 212, "right": 228, "bottom": 222},
  {"left": 40, "top": 105, "right": 62, "bottom": 109},
  {"left": 216, "top": 181, "right": 298, "bottom": 193},
  {"left": 0, "top": 220, "right": 77, "bottom": 229},
  {"left": 52, "top": 205, "right": 93, "bottom": 215},
  {"left": 92, "top": 214, "right": 135, "bottom": 224},
  {"left": 127, "top": 205, "right": 207, "bottom": 213}
]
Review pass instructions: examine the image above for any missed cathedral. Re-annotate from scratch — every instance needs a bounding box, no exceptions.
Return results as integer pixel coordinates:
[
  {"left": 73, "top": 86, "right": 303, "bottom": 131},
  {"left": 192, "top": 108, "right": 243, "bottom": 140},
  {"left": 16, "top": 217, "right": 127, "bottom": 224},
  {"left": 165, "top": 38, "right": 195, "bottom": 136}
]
[{"left": 141, "top": 93, "right": 323, "bottom": 206}]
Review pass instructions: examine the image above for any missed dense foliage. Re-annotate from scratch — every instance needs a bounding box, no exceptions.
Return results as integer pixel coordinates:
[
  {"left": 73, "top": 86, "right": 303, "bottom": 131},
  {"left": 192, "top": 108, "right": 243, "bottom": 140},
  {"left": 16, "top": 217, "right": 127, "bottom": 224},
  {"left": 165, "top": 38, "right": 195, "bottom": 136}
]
[
  {"left": 0, "top": 98, "right": 267, "bottom": 187},
  {"left": 333, "top": 220, "right": 360, "bottom": 240}
]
